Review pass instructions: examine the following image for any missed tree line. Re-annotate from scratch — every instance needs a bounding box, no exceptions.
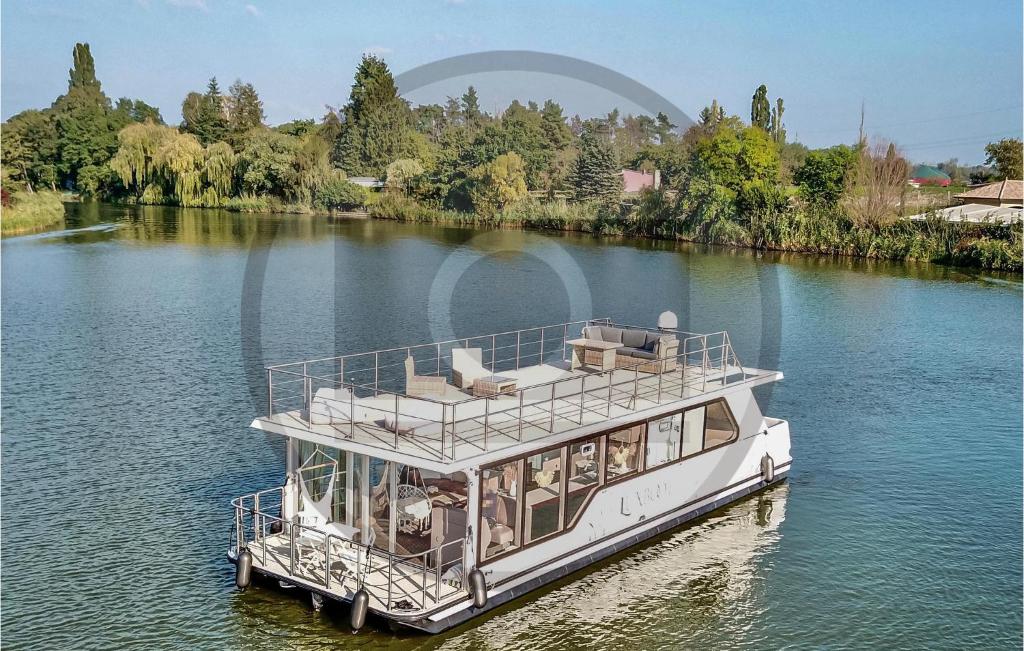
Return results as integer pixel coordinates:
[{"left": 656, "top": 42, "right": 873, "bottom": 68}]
[{"left": 2, "top": 42, "right": 1021, "bottom": 268}]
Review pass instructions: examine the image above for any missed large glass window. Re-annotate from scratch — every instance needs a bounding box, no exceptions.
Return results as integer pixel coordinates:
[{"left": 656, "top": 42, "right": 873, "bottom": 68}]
[
  {"left": 606, "top": 425, "right": 643, "bottom": 481},
  {"left": 681, "top": 406, "right": 706, "bottom": 457},
  {"left": 524, "top": 448, "right": 564, "bottom": 543},
  {"left": 565, "top": 437, "right": 602, "bottom": 527},
  {"left": 646, "top": 413, "right": 682, "bottom": 468},
  {"left": 481, "top": 461, "right": 520, "bottom": 559},
  {"left": 703, "top": 400, "right": 737, "bottom": 449}
]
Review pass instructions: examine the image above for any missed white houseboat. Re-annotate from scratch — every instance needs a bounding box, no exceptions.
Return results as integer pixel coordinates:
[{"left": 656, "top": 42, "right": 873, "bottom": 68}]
[{"left": 229, "top": 316, "right": 792, "bottom": 633}]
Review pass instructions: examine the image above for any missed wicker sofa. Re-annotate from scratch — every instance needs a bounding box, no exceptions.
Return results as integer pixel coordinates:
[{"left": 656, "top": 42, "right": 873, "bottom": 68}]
[{"left": 581, "top": 325, "right": 678, "bottom": 373}]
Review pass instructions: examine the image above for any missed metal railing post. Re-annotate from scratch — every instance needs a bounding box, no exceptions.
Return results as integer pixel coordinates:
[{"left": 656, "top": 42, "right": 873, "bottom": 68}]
[
  {"left": 289, "top": 522, "right": 296, "bottom": 576},
  {"left": 549, "top": 383, "right": 556, "bottom": 432},
  {"left": 267, "top": 369, "right": 273, "bottom": 417},
  {"left": 483, "top": 396, "right": 490, "bottom": 450},
  {"left": 539, "top": 329, "right": 545, "bottom": 365},
  {"left": 657, "top": 362, "right": 663, "bottom": 402},
  {"left": 441, "top": 404, "right": 447, "bottom": 461},
  {"left": 349, "top": 389, "right": 355, "bottom": 438},
  {"left": 518, "top": 390, "right": 524, "bottom": 441},
  {"left": 578, "top": 377, "right": 585, "bottom": 424},
  {"left": 606, "top": 372, "right": 613, "bottom": 416},
  {"left": 491, "top": 334, "right": 496, "bottom": 372},
  {"left": 633, "top": 364, "right": 639, "bottom": 406},
  {"left": 303, "top": 362, "right": 311, "bottom": 426},
  {"left": 562, "top": 323, "right": 568, "bottom": 361},
  {"left": 515, "top": 332, "right": 521, "bottom": 370},
  {"left": 437, "top": 343, "right": 441, "bottom": 377},
  {"left": 374, "top": 352, "right": 379, "bottom": 391},
  {"left": 435, "top": 548, "right": 442, "bottom": 602},
  {"left": 394, "top": 393, "right": 400, "bottom": 449},
  {"left": 702, "top": 339, "right": 708, "bottom": 392},
  {"left": 451, "top": 404, "right": 457, "bottom": 459},
  {"left": 325, "top": 535, "right": 331, "bottom": 590}
]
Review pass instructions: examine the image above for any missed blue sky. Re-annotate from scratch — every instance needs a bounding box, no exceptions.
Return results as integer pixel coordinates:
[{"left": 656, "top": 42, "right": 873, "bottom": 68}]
[{"left": 2, "top": 0, "right": 1021, "bottom": 164}]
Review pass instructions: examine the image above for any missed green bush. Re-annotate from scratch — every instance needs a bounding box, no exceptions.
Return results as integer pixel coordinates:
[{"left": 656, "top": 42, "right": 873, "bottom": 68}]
[
  {"left": 314, "top": 178, "right": 369, "bottom": 211},
  {"left": 223, "top": 193, "right": 270, "bottom": 213}
]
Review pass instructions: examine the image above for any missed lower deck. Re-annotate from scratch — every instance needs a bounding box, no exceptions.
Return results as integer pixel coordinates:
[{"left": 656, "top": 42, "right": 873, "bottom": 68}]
[{"left": 244, "top": 531, "right": 466, "bottom": 613}]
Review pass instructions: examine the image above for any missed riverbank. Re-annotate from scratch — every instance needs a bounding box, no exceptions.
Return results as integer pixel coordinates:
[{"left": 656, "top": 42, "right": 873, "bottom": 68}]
[
  {"left": 367, "top": 194, "right": 1023, "bottom": 272},
  {"left": 1, "top": 191, "right": 66, "bottom": 236}
]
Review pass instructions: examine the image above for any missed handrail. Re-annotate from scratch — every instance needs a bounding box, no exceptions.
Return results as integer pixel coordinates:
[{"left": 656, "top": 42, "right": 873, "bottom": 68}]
[
  {"left": 232, "top": 485, "right": 467, "bottom": 614},
  {"left": 263, "top": 321, "right": 755, "bottom": 462}
]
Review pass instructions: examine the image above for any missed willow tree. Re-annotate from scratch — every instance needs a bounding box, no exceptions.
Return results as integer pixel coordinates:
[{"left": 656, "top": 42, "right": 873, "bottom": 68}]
[
  {"left": 291, "top": 133, "right": 332, "bottom": 203},
  {"left": 109, "top": 122, "right": 175, "bottom": 199},
  {"left": 202, "top": 141, "right": 236, "bottom": 205},
  {"left": 468, "top": 152, "right": 527, "bottom": 216},
  {"left": 157, "top": 132, "right": 205, "bottom": 207}
]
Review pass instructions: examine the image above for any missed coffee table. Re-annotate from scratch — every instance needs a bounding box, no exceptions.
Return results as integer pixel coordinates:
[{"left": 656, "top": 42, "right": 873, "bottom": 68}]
[
  {"left": 472, "top": 375, "right": 517, "bottom": 397},
  {"left": 566, "top": 338, "right": 622, "bottom": 371}
]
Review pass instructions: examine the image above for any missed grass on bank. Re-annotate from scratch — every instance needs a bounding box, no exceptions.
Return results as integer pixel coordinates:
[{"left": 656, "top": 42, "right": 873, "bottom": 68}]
[
  {"left": 1, "top": 191, "right": 66, "bottom": 236},
  {"left": 368, "top": 193, "right": 1023, "bottom": 272}
]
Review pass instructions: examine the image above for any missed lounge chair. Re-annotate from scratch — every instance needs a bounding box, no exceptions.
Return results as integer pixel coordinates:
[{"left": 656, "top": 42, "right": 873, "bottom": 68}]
[
  {"left": 405, "top": 356, "right": 448, "bottom": 397},
  {"left": 452, "top": 347, "right": 489, "bottom": 389}
]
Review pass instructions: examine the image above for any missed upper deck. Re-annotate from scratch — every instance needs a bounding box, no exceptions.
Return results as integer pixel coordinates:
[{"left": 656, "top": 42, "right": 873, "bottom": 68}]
[{"left": 251, "top": 319, "right": 782, "bottom": 472}]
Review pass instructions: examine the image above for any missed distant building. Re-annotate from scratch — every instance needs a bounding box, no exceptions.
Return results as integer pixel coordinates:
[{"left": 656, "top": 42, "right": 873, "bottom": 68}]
[
  {"left": 909, "top": 165, "right": 951, "bottom": 187},
  {"left": 907, "top": 203, "right": 1021, "bottom": 224},
  {"left": 953, "top": 180, "right": 1023, "bottom": 208},
  {"left": 349, "top": 177, "right": 385, "bottom": 189},
  {"left": 621, "top": 169, "right": 661, "bottom": 194}
]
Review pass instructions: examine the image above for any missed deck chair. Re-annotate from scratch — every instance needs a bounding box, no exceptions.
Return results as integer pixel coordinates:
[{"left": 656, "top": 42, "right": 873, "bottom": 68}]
[
  {"left": 405, "top": 356, "right": 447, "bottom": 397},
  {"left": 452, "top": 347, "right": 488, "bottom": 389}
]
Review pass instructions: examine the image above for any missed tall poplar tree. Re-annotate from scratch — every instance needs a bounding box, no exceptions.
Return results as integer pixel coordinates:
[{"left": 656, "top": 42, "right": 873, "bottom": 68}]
[{"left": 750, "top": 84, "right": 770, "bottom": 130}]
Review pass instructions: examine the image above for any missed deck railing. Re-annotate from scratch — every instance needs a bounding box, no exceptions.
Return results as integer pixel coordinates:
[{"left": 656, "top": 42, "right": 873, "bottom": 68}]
[
  {"left": 264, "top": 320, "right": 753, "bottom": 461},
  {"left": 231, "top": 486, "right": 466, "bottom": 614}
]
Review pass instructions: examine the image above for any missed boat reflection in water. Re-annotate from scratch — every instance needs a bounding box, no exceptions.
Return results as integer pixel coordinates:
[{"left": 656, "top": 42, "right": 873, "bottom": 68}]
[{"left": 438, "top": 484, "right": 789, "bottom": 650}]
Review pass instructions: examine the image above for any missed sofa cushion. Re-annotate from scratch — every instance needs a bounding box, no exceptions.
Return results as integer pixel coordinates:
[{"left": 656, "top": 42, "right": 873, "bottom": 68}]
[
  {"left": 627, "top": 349, "right": 658, "bottom": 360},
  {"left": 642, "top": 333, "right": 660, "bottom": 351},
  {"left": 599, "top": 326, "right": 623, "bottom": 343},
  {"left": 582, "top": 325, "right": 601, "bottom": 341},
  {"left": 621, "top": 328, "right": 648, "bottom": 348}
]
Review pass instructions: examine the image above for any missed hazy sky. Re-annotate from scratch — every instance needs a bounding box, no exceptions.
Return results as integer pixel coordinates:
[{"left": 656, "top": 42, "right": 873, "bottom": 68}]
[{"left": 2, "top": 0, "right": 1021, "bottom": 164}]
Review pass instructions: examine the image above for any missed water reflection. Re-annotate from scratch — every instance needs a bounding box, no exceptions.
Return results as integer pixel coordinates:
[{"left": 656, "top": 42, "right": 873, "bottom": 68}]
[
  {"left": 436, "top": 484, "right": 788, "bottom": 650},
  {"left": 33, "top": 203, "right": 1019, "bottom": 288}
]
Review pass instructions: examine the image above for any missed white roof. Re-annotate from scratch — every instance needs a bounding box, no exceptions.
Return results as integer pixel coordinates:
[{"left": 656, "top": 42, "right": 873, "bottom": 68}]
[{"left": 907, "top": 203, "right": 1023, "bottom": 224}]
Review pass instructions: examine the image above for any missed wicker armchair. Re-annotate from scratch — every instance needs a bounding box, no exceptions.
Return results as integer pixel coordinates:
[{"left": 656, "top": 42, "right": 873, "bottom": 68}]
[{"left": 405, "top": 356, "right": 447, "bottom": 397}]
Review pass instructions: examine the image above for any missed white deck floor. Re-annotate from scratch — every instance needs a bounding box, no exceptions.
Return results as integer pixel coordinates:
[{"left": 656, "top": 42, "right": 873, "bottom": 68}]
[
  {"left": 248, "top": 532, "right": 464, "bottom": 613},
  {"left": 253, "top": 360, "right": 774, "bottom": 469}
]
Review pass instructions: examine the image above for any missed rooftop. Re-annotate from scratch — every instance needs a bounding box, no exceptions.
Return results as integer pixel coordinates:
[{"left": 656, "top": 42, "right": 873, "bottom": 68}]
[
  {"left": 251, "top": 320, "right": 781, "bottom": 471},
  {"left": 907, "top": 203, "right": 1022, "bottom": 224},
  {"left": 954, "top": 180, "right": 1023, "bottom": 203}
]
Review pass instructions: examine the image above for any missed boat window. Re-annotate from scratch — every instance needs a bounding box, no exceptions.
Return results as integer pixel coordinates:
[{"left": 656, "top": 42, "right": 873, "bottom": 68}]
[
  {"left": 703, "top": 400, "right": 737, "bottom": 449},
  {"left": 524, "top": 448, "right": 565, "bottom": 543},
  {"left": 565, "top": 437, "right": 602, "bottom": 527},
  {"left": 481, "top": 461, "right": 521, "bottom": 559},
  {"left": 645, "top": 413, "right": 682, "bottom": 468},
  {"left": 606, "top": 424, "right": 643, "bottom": 481},
  {"left": 681, "top": 406, "right": 706, "bottom": 457}
]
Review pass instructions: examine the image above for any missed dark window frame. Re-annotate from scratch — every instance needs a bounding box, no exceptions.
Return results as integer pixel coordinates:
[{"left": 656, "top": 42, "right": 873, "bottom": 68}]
[{"left": 476, "top": 397, "right": 740, "bottom": 566}]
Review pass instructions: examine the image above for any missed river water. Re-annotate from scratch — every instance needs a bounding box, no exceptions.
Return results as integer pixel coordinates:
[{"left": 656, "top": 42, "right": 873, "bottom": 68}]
[{"left": 2, "top": 203, "right": 1020, "bottom": 650}]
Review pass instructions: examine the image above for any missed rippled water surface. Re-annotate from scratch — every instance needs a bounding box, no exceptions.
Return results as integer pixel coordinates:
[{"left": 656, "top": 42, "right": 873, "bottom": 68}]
[{"left": 2, "top": 203, "right": 1021, "bottom": 650}]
